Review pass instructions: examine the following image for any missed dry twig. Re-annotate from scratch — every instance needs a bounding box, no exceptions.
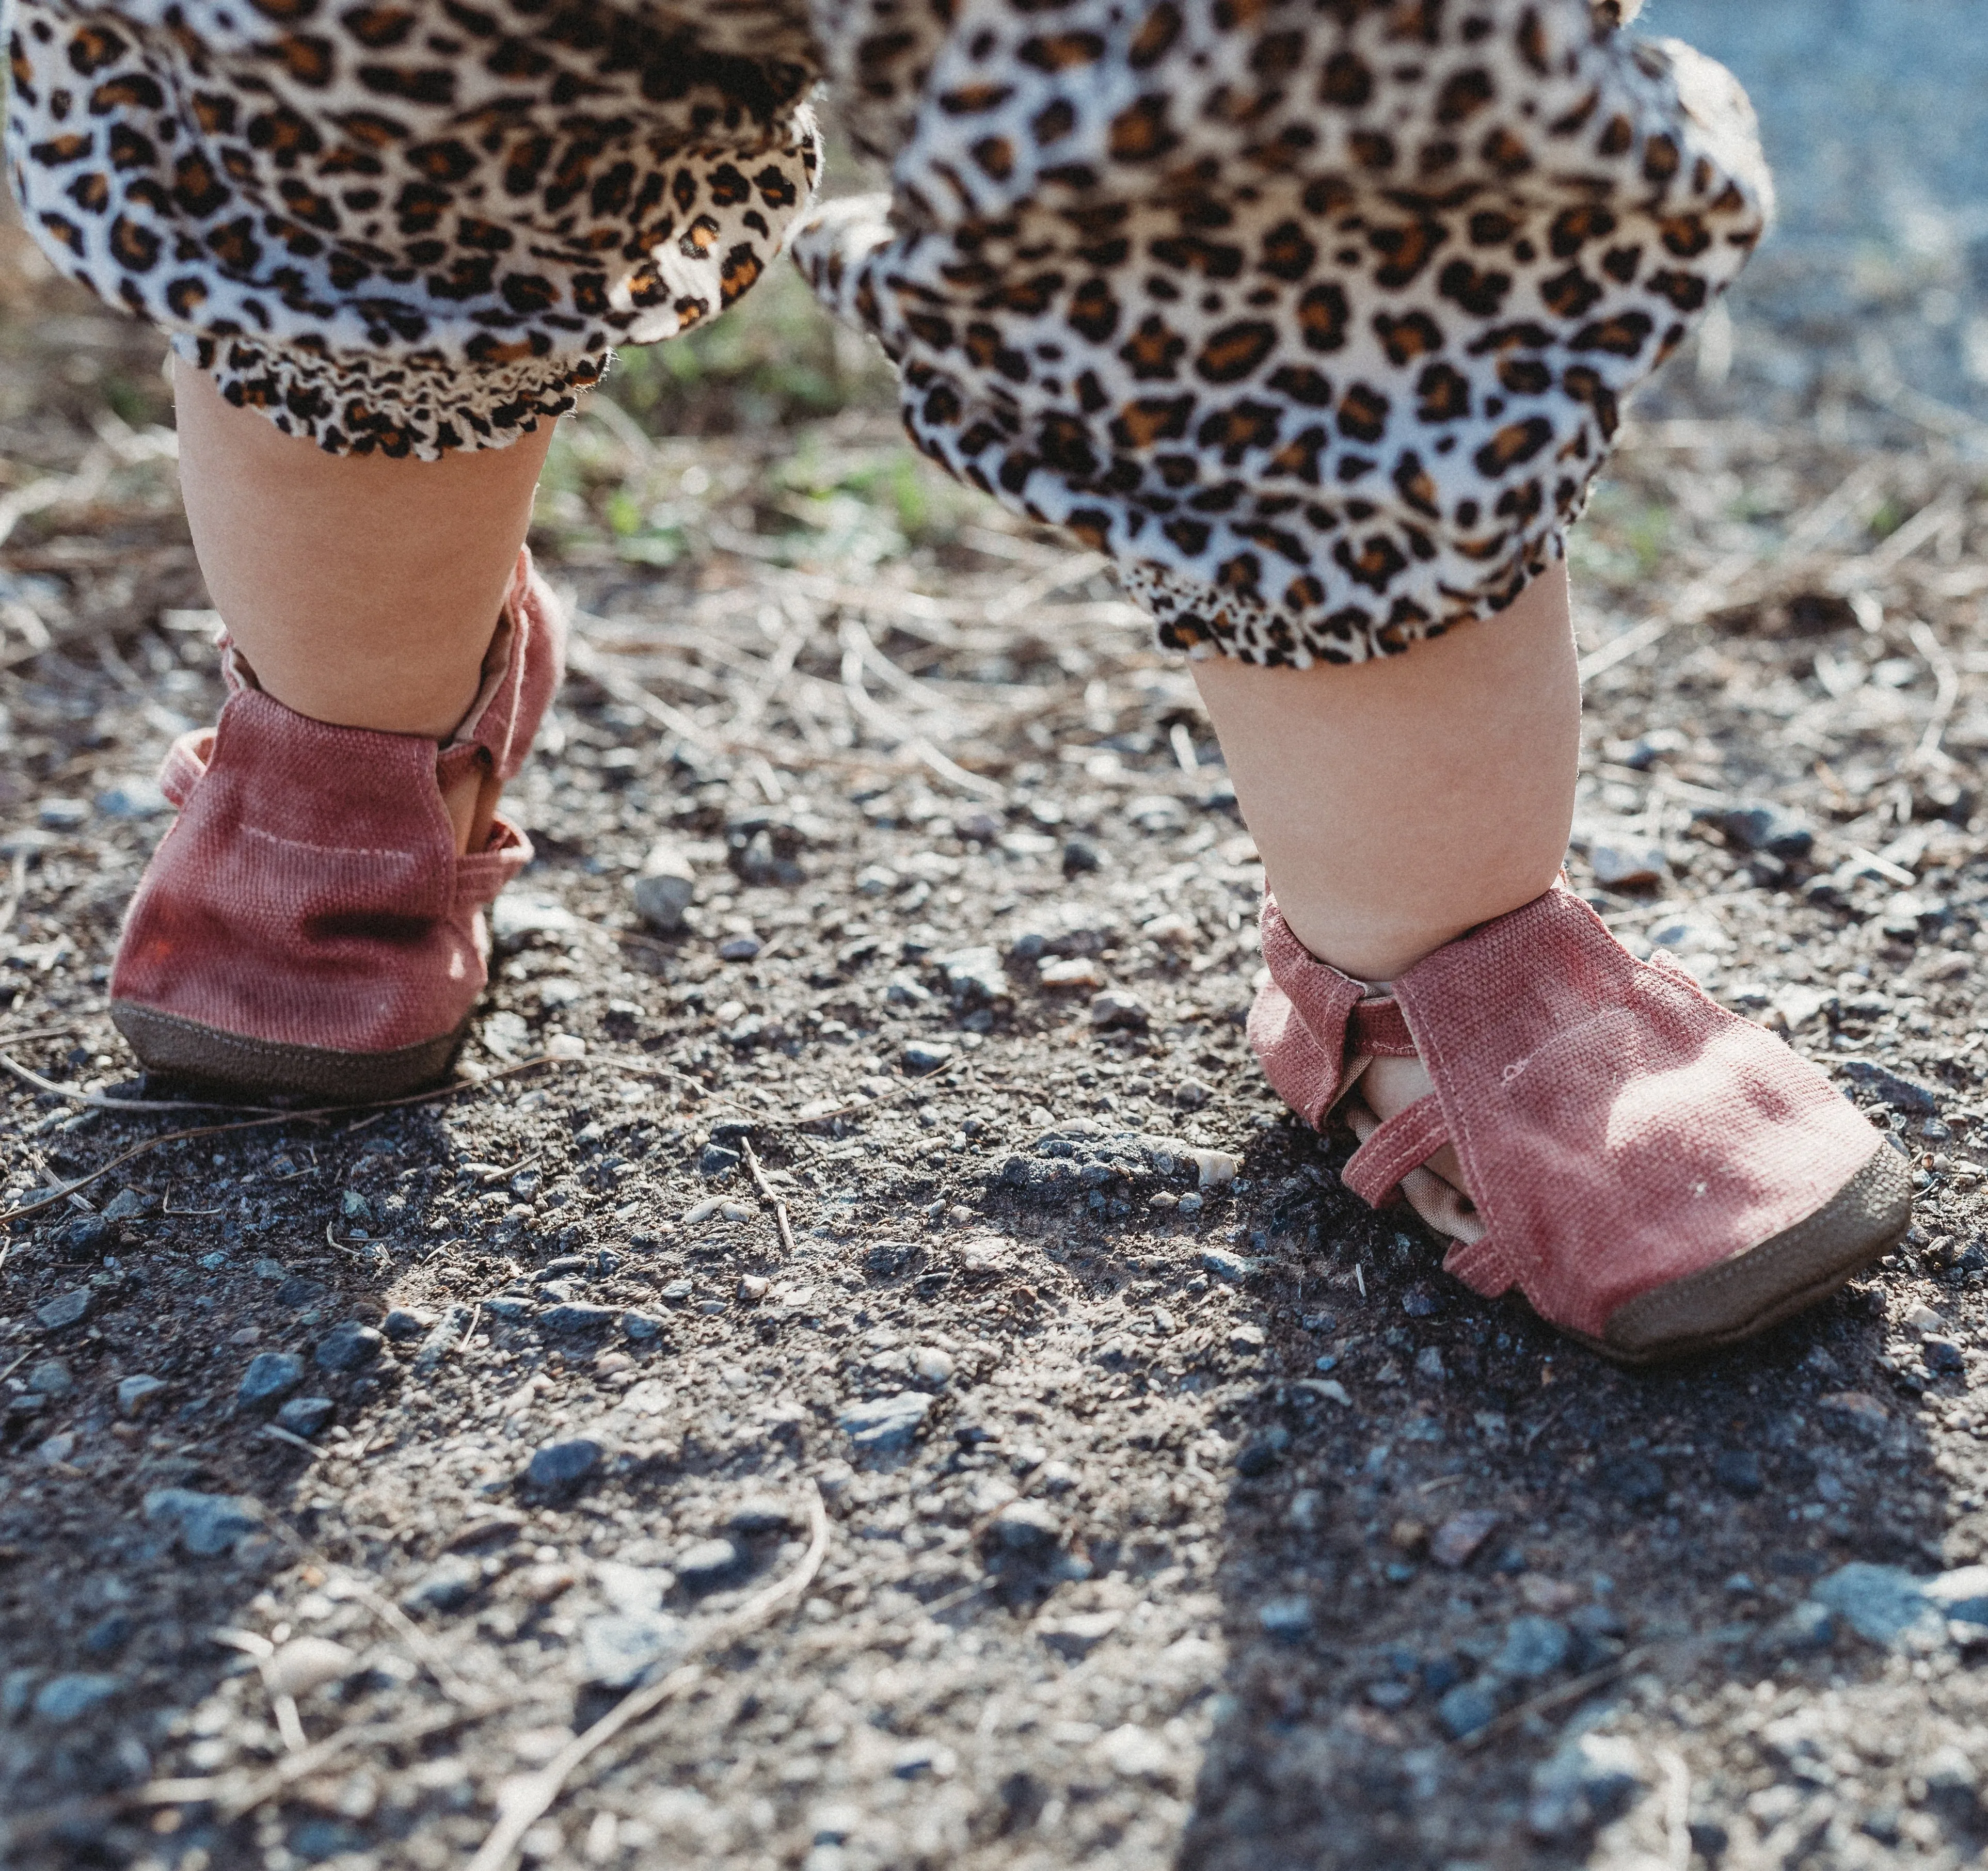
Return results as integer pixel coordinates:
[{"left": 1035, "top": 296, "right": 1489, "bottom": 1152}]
[
  {"left": 464, "top": 1484, "right": 830, "bottom": 1871},
  {"left": 739, "top": 1135, "right": 796, "bottom": 1255},
  {"left": 0, "top": 1056, "right": 572, "bottom": 1225}
]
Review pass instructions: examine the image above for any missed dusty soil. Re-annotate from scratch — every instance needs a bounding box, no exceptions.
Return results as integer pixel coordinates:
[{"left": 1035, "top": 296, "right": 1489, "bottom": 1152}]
[{"left": 8, "top": 10, "right": 1988, "bottom": 1869}]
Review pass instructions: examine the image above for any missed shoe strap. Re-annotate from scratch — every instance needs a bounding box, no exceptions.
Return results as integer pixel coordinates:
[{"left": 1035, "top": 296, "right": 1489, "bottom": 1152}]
[
  {"left": 1342, "top": 1091, "right": 1450, "bottom": 1206},
  {"left": 453, "top": 818, "right": 532, "bottom": 909},
  {"left": 157, "top": 729, "right": 213, "bottom": 808},
  {"left": 1347, "top": 997, "right": 1416, "bottom": 1058},
  {"left": 1441, "top": 1233, "right": 1516, "bottom": 1300}
]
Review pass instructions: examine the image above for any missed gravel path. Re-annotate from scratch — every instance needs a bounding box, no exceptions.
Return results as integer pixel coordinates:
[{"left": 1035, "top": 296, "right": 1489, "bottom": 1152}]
[{"left": 5, "top": 9, "right": 1988, "bottom": 1871}]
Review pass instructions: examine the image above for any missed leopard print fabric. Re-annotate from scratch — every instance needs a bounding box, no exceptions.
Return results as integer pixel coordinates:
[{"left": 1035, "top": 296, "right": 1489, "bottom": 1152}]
[{"left": 6, "top": 0, "right": 1768, "bottom": 665}]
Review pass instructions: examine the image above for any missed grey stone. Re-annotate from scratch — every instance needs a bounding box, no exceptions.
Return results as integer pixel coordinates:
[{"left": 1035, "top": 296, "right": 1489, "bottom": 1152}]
[
  {"left": 314, "top": 1323, "right": 383, "bottom": 1373},
  {"left": 1436, "top": 1681, "right": 1500, "bottom": 1741},
  {"left": 717, "top": 934, "right": 762, "bottom": 961},
  {"left": 38, "top": 797, "right": 90, "bottom": 831},
  {"left": 274, "top": 1397, "right": 336, "bottom": 1438},
  {"left": 1257, "top": 1595, "right": 1313, "bottom": 1639},
  {"left": 1430, "top": 1510, "right": 1503, "bottom": 1569},
  {"left": 1838, "top": 1059, "right": 1942, "bottom": 1115},
  {"left": 675, "top": 1538, "right": 744, "bottom": 1590},
  {"left": 902, "top": 1040, "right": 953, "bottom": 1076},
  {"left": 1039, "top": 1611, "right": 1123, "bottom": 1659},
  {"left": 1089, "top": 988, "right": 1148, "bottom": 1030},
  {"left": 491, "top": 894, "right": 580, "bottom": 949},
  {"left": 412, "top": 1303, "right": 474, "bottom": 1371},
  {"left": 265, "top": 1637, "right": 358, "bottom": 1699},
  {"left": 937, "top": 946, "right": 1008, "bottom": 1007},
  {"left": 237, "top": 1352, "right": 306, "bottom": 1409},
  {"left": 63, "top": 1214, "right": 115, "bottom": 1258},
  {"left": 35, "top": 1288, "right": 91, "bottom": 1331},
  {"left": 1527, "top": 1734, "right": 1647, "bottom": 1839},
  {"left": 116, "top": 1375, "right": 167, "bottom": 1417},
  {"left": 32, "top": 1673, "right": 121, "bottom": 1724},
  {"left": 1495, "top": 1616, "right": 1571, "bottom": 1679},
  {"left": 837, "top": 1390, "right": 936, "bottom": 1451},
  {"left": 1062, "top": 837, "right": 1102, "bottom": 874},
  {"left": 381, "top": 1307, "right": 432, "bottom": 1341},
  {"left": 1716, "top": 803, "right": 1815, "bottom": 858},
  {"left": 1589, "top": 840, "right": 1668, "bottom": 889},
  {"left": 526, "top": 1437, "right": 602, "bottom": 1492},
  {"left": 581, "top": 1611, "right": 686, "bottom": 1688},
  {"left": 95, "top": 780, "right": 170, "bottom": 820},
  {"left": 990, "top": 1500, "right": 1061, "bottom": 1553},
  {"left": 632, "top": 841, "right": 697, "bottom": 933},
  {"left": 623, "top": 1309, "right": 666, "bottom": 1341},
  {"left": 484, "top": 1296, "right": 535, "bottom": 1320},
  {"left": 541, "top": 1303, "right": 619, "bottom": 1332},
  {"left": 25, "top": 1359, "right": 73, "bottom": 1398},
  {"left": 1759, "top": 1600, "right": 1836, "bottom": 1654},
  {"left": 1923, "top": 1336, "right": 1966, "bottom": 1374},
  {"left": 144, "top": 1489, "right": 261, "bottom": 1556},
  {"left": 1806, "top": 1562, "right": 1988, "bottom": 1649},
  {"left": 98, "top": 1188, "right": 154, "bottom": 1225},
  {"left": 275, "top": 1276, "right": 329, "bottom": 1308},
  {"left": 402, "top": 1556, "right": 479, "bottom": 1613},
  {"left": 729, "top": 1496, "right": 794, "bottom": 1535},
  {"left": 1200, "top": 1248, "right": 1263, "bottom": 1283}
]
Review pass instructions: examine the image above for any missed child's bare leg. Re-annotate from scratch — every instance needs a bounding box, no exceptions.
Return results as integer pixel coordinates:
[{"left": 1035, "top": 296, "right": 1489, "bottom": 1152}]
[
  {"left": 172, "top": 357, "right": 554, "bottom": 846},
  {"left": 1191, "top": 563, "right": 1580, "bottom": 1168}
]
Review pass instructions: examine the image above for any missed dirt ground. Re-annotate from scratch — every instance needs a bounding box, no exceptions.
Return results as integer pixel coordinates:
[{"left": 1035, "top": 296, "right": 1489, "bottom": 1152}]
[{"left": 8, "top": 8, "right": 1988, "bottom": 1869}]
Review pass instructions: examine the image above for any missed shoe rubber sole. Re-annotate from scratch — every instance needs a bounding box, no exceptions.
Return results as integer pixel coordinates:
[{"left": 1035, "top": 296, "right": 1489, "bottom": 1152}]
[
  {"left": 110, "top": 1000, "right": 470, "bottom": 1105},
  {"left": 1584, "top": 1141, "right": 1913, "bottom": 1364}
]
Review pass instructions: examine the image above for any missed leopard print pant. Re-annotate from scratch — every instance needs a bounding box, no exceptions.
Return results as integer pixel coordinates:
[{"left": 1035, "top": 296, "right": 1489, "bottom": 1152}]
[{"left": 5, "top": 0, "right": 1768, "bottom": 665}]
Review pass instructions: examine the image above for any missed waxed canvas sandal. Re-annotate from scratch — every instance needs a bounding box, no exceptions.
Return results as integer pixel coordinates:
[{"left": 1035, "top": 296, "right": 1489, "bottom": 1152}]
[
  {"left": 108, "top": 549, "right": 565, "bottom": 1102},
  {"left": 1249, "top": 884, "right": 1911, "bottom": 1362}
]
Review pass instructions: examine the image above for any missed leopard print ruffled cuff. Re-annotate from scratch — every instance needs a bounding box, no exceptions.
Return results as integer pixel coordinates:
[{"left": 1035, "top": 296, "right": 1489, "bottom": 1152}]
[{"left": 7, "top": 0, "right": 1764, "bottom": 665}]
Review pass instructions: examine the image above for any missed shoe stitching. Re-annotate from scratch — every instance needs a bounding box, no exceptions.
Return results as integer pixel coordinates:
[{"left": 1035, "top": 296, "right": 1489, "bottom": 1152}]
[{"left": 240, "top": 823, "right": 443, "bottom": 861}]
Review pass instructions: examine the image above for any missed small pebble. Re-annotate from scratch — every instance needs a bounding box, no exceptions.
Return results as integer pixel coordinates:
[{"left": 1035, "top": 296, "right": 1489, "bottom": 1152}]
[
  {"left": 1088, "top": 988, "right": 1148, "bottom": 1030},
  {"left": 989, "top": 1500, "right": 1062, "bottom": 1552},
  {"left": 675, "top": 1538, "right": 744, "bottom": 1590},
  {"left": 237, "top": 1352, "right": 306, "bottom": 1409},
  {"left": 116, "top": 1374, "right": 167, "bottom": 1418},
  {"left": 25, "top": 1359, "right": 73, "bottom": 1399},
  {"left": 32, "top": 1673, "right": 120, "bottom": 1724},
  {"left": 265, "top": 1636, "right": 357, "bottom": 1699},
  {"left": 632, "top": 840, "right": 697, "bottom": 933},
  {"left": 315, "top": 1323, "right": 384, "bottom": 1373},
  {"left": 1430, "top": 1510, "right": 1502, "bottom": 1569},
  {"left": 380, "top": 1307, "right": 433, "bottom": 1341},
  {"left": 35, "top": 1289, "right": 91, "bottom": 1332},
  {"left": 902, "top": 1041, "right": 953, "bottom": 1075},
  {"left": 526, "top": 1437, "right": 602, "bottom": 1493},
  {"left": 275, "top": 1397, "right": 336, "bottom": 1438}
]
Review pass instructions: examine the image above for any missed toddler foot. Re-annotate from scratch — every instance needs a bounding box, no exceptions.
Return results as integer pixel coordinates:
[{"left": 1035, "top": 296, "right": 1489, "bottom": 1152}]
[
  {"left": 109, "top": 551, "right": 565, "bottom": 1101},
  {"left": 1252, "top": 884, "right": 1910, "bottom": 1361}
]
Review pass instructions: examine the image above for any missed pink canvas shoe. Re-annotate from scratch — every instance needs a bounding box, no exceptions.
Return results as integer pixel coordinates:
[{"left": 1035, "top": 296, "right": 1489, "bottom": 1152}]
[
  {"left": 1250, "top": 884, "right": 1911, "bottom": 1361},
  {"left": 108, "top": 550, "right": 566, "bottom": 1101}
]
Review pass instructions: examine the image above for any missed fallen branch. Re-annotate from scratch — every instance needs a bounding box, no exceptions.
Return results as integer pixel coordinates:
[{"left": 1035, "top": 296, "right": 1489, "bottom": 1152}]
[{"left": 464, "top": 1483, "right": 830, "bottom": 1871}]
